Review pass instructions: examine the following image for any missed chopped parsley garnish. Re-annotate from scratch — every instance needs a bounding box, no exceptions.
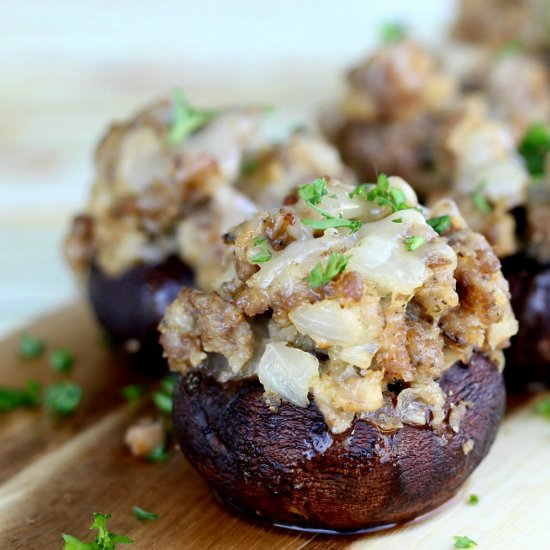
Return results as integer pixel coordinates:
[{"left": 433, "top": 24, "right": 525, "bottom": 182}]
[
  {"left": 298, "top": 178, "right": 329, "bottom": 205},
  {"left": 381, "top": 22, "right": 407, "bottom": 44},
  {"left": 468, "top": 494, "right": 479, "bottom": 505},
  {"left": 392, "top": 217, "right": 403, "bottom": 224},
  {"left": 348, "top": 183, "right": 369, "bottom": 200},
  {"left": 153, "top": 391, "right": 172, "bottom": 415},
  {"left": 497, "top": 39, "right": 525, "bottom": 59},
  {"left": 299, "top": 178, "right": 363, "bottom": 232},
  {"left": 251, "top": 236, "right": 273, "bottom": 264},
  {"left": 132, "top": 506, "right": 159, "bottom": 521},
  {"left": 145, "top": 445, "right": 170, "bottom": 463},
  {"left": 518, "top": 123, "right": 550, "bottom": 178},
  {"left": 0, "top": 380, "right": 41, "bottom": 411},
  {"left": 62, "top": 512, "right": 133, "bottom": 549},
  {"left": 153, "top": 374, "right": 177, "bottom": 415},
  {"left": 168, "top": 89, "right": 216, "bottom": 145},
  {"left": 160, "top": 374, "right": 177, "bottom": 396},
  {"left": 453, "top": 535, "right": 478, "bottom": 548},
  {"left": 49, "top": 348, "right": 74, "bottom": 373},
  {"left": 302, "top": 217, "right": 363, "bottom": 232},
  {"left": 404, "top": 236, "right": 426, "bottom": 252},
  {"left": 534, "top": 397, "right": 550, "bottom": 418},
  {"left": 309, "top": 252, "right": 352, "bottom": 289},
  {"left": 243, "top": 158, "right": 259, "bottom": 176},
  {"left": 44, "top": 381, "right": 82, "bottom": 416},
  {"left": 350, "top": 174, "right": 413, "bottom": 213},
  {"left": 472, "top": 182, "right": 492, "bottom": 214},
  {"left": 18, "top": 333, "right": 45, "bottom": 359},
  {"left": 427, "top": 215, "right": 451, "bottom": 235},
  {"left": 121, "top": 385, "right": 145, "bottom": 402}
]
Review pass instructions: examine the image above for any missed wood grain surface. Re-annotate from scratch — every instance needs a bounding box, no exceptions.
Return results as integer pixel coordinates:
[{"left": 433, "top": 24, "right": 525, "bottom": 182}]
[{"left": 0, "top": 304, "right": 549, "bottom": 549}]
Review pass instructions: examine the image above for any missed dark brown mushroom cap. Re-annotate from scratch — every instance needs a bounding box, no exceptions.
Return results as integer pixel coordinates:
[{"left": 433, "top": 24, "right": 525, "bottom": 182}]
[
  {"left": 502, "top": 253, "right": 550, "bottom": 389},
  {"left": 89, "top": 255, "right": 194, "bottom": 370},
  {"left": 173, "top": 353, "right": 504, "bottom": 532}
]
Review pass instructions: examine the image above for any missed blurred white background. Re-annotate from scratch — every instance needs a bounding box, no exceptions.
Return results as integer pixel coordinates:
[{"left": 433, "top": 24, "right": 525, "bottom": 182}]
[{"left": 0, "top": 0, "right": 457, "bottom": 336}]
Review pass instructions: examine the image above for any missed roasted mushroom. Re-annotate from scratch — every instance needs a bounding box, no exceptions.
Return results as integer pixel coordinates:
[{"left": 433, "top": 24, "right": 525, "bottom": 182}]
[
  {"left": 500, "top": 178, "right": 550, "bottom": 387},
  {"left": 323, "top": 39, "right": 458, "bottom": 198},
  {"left": 428, "top": 100, "right": 550, "bottom": 388},
  {"left": 160, "top": 175, "right": 517, "bottom": 531},
  {"left": 64, "top": 92, "right": 261, "bottom": 364},
  {"left": 453, "top": 0, "right": 550, "bottom": 55}
]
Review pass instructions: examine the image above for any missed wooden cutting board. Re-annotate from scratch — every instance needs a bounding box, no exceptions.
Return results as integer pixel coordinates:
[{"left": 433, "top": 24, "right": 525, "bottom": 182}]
[{"left": 0, "top": 303, "right": 549, "bottom": 549}]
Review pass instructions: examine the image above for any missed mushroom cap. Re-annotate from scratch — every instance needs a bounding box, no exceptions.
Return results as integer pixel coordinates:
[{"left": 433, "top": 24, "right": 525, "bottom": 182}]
[
  {"left": 173, "top": 353, "right": 504, "bottom": 532},
  {"left": 502, "top": 252, "right": 550, "bottom": 389},
  {"left": 89, "top": 255, "right": 194, "bottom": 369}
]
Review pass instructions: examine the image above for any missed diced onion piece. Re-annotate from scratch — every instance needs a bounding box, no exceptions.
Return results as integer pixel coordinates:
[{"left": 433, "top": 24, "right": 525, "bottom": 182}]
[
  {"left": 257, "top": 342, "right": 319, "bottom": 407},
  {"left": 487, "top": 308, "right": 518, "bottom": 349},
  {"left": 449, "top": 112, "right": 527, "bottom": 209},
  {"left": 348, "top": 209, "right": 431, "bottom": 295},
  {"left": 289, "top": 300, "right": 371, "bottom": 348},
  {"left": 330, "top": 344, "right": 378, "bottom": 369},
  {"left": 182, "top": 109, "right": 260, "bottom": 181},
  {"left": 472, "top": 160, "right": 527, "bottom": 209},
  {"left": 118, "top": 127, "right": 168, "bottom": 192}
]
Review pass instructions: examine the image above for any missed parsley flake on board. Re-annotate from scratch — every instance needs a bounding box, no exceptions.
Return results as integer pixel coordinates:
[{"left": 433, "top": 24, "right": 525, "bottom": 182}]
[
  {"left": 160, "top": 374, "right": 177, "bottom": 396},
  {"left": 44, "top": 381, "right": 82, "bottom": 416},
  {"left": 309, "top": 252, "right": 352, "bottom": 289},
  {"left": 404, "top": 236, "right": 426, "bottom": 252},
  {"left": 468, "top": 493, "right": 479, "bottom": 505},
  {"left": 152, "top": 374, "right": 177, "bottom": 415},
  {"left": 427, "top": 215, "right": 451, "bottom": 235},
  {"left": 168, "top": 89, "right": 216, "bottom": 145},
  {"left": 145, "top": 445, "right": 170, "bottom": 463},
  {"left": 62, "top": 513, "right": 133, "bottom": 550},
  {"left": 153, "top": 391, "right": 172, "bottom": 415},
  {"left": 472, "top": 182, "right": 492, "bottom": 214},
  {"left": 534, "top": 397, "right": 550, "bottom": 418},
  {"left": 518, "top": 123, "right": 550, "bottom": 178},
  {"left": 0, "top": 380, "right": 41, "bottom": 411},
  {"left": 49, "top": 348, "right": 75, "bottom": 373},
  {"left": 299, "top": 178, "right": 363, "bottom": 233},
  {"left": 121, "top": 385, "right": 145, "bottom": 402},
  {"left": 251, "top": 236, "right": 273, "bottom": 264},
  {"left": 132, "top": 506, "right": 159, "bottom": 521},
  {"left": 18, "top": 333, "right": 45, "bottom": 359},
  {"left": 453, "top": 535, "right": 478, "bottom": 548}
]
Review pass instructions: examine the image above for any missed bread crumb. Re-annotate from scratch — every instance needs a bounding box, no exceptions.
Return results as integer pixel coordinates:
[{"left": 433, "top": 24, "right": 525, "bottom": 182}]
[
  {"left": 124, "top": 417, "right": 165, "bottom": 457},
  {"left": 463, "top": 438, "right": 474, "bottom": 455}
]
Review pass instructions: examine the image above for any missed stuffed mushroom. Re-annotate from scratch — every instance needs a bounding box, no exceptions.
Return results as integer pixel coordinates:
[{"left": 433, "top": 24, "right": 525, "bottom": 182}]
[
  {"left": 64, "top": 92, "right": 262, "bottom": 363},
  {"left": 160, "top": 175, "right": 517, "bottom": 531},
  {"left": 329, "top": 32, "right": 550, "bottom": 390},
  {"left": 322, "top": 38, "right": 458, "bottom": 198}
]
